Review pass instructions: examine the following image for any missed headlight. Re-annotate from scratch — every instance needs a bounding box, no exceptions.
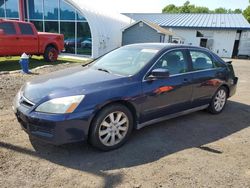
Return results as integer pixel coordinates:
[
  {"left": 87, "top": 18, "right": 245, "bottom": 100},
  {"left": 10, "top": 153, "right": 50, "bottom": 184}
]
[{"left": 36, "top": 95, "right": 85, "bottom": 114}]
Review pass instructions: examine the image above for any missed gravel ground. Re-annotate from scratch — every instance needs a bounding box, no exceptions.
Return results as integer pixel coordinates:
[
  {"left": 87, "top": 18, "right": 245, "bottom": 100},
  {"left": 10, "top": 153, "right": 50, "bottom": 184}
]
[{"left": 0, "top": 60, "right": 249, "bottom": 188}]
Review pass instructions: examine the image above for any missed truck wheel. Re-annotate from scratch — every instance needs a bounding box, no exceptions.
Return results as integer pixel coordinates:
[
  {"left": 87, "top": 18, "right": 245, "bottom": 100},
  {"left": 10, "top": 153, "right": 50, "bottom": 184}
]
[{"left": 44, "top": 46, "right": 58, "bottom": 62}]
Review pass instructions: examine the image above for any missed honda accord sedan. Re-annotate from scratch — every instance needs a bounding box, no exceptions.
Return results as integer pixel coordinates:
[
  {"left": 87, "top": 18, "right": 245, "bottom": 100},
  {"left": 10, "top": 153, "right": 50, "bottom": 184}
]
[{"left": 13, "top": 43, "right": 238, "bottom": 150}]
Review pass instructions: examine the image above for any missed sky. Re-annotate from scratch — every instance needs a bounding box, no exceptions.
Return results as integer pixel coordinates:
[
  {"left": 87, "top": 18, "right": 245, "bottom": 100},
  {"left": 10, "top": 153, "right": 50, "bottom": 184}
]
[{"left": 85, "top": 0, "right": 249, "bottom": 13}]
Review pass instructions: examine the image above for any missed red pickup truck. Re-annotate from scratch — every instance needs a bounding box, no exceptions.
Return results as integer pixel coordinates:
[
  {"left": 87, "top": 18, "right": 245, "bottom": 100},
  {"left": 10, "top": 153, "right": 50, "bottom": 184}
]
[{"left": 0, "top": 19, "right": 64, "bottom": 62}]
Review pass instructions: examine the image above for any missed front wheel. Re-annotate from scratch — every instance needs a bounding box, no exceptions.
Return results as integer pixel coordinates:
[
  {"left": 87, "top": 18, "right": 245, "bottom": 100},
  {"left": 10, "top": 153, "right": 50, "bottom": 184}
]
[
  {"left": 89, "top": 104, "right": 133, "bottom": 151},
  {"left": 44, "top": 46, "right": 59, "bottom": 62},
  {"left": 208, "top": 86, "right": 228, "bottom": 114}
]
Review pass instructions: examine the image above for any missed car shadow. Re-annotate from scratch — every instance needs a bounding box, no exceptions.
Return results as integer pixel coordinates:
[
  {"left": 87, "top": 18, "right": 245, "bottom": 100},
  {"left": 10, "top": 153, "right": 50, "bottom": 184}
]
[
  {"left": 1, "top": 100, "right": 250, "bottom": 187},
  {"left": 30, "top": 100, "right": 250, "bottom": 170}
]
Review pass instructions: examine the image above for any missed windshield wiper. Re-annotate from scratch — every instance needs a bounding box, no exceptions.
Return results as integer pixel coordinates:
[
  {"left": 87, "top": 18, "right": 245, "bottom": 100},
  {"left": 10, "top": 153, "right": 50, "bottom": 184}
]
[{"left": 97, "top": 68, "right": 110, "bottom": 73}]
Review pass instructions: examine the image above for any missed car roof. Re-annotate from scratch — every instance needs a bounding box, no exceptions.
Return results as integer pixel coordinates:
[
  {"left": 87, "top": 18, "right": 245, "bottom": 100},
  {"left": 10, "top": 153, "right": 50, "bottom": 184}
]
[{"left": 123, "top": 43, "right": 208, "bottom": 51}]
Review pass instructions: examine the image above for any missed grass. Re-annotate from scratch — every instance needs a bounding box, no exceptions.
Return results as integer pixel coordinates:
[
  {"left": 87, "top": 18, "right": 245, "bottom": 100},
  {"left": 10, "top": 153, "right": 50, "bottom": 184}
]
[{"left": 0, "top": 55, "right": 90, "bottom": 72}]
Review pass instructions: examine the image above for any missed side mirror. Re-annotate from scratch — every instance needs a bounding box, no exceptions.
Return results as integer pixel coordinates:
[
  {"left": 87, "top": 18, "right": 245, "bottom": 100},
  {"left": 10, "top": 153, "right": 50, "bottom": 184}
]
[
  {"left": 0, "top": 29, "right": 5, "bottom": 35},
  {"left": 148, "top": 68, "right": 170, "bottom": 80}
]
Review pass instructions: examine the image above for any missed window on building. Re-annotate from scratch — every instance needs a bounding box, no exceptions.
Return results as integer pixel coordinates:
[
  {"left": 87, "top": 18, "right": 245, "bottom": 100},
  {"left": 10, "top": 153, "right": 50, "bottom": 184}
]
[
  {"left": 19, "top": 23, "right": 34, "bottom": 35},
  {"left": 0, "top": 22, "right": 16, "bottom": 34},
  {"left": 196, "top": 31, "right": 204, "bottom": 37},
  {"left": 45, "top": 21, "right": 58, "bottom": 33},
  {"left": 32, "top": 21, "right": 43, "bottom": 32},
  {"left": 28, "top": 0, "right": 43, "bottom": 19},
  {"left": 60, "top": 0, "right": 75, "bottom": 20},
  {"left": 77, "top": 22, "right": 91, "bottom": 55},
  {"left": 5, "top": 0, "right": 19, "bottom": 18},
  {"left": 61, "top": 22, "right": 75, "bottom": 54},
  {"left": 44, "top": 0, "right": 58, "bottom": 20},
  {"left": 0, "top": 0, "right": 5, "bottom": 18},
  {"left": 153, "top": 50, "right": 188, "bottom": 75},
  {"left": 190, "top": 50, "right": 214, "bottom": 71},
  {"left": 196, "top": 30, "right": 213, "bottom": 38},
  {"left": 77, "top": 13, "right": 86, "bottom": 21}
]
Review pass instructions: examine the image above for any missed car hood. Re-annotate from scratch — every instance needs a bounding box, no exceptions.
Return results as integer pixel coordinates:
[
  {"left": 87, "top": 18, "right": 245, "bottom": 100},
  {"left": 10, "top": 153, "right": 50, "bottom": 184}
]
[{"left": 23, "top": 65, "right": 126, "bottom": 103}]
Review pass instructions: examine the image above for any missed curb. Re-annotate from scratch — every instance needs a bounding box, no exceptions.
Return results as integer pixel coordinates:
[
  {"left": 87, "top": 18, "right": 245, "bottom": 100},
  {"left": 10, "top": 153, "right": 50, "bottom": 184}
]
[{"left": 0, "top": 63, "right": 70, "bottom": 75}]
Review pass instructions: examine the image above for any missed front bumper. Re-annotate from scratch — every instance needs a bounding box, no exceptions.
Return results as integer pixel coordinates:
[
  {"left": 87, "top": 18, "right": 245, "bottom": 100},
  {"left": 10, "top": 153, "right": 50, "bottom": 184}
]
[{"left": 15, "top": 105, "right": 93, "bottom": 145}]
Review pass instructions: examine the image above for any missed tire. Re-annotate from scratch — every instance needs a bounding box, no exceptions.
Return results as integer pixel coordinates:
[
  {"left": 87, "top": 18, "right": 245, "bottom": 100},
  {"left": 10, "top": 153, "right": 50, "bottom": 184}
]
[
  {"left": 44, "top": 46, "right": 59, "bottom": 62},
  {"left": 208, "top": 86, "right": 228, "bottom": 114},
  {"left": 89, "top": 104, "right": 133, "bottom": 151}
]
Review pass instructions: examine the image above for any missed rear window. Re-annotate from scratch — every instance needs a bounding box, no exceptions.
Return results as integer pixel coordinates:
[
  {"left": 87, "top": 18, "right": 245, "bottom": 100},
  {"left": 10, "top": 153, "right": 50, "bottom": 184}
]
[
  {"left": 190, "top": 50, "right": 214, "bottom": 71},
  {"left": 0, "top": 22, "right": 16, "bottom": 35},
  {"left": 18, "top": 23, "right": 34, "bottom": 35}
]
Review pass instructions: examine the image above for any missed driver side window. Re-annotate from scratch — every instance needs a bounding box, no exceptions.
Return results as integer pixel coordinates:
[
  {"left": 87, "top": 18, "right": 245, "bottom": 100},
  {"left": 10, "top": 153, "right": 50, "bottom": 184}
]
[{"left": 152, "top": 50, "right": 188, "bottom": 76}]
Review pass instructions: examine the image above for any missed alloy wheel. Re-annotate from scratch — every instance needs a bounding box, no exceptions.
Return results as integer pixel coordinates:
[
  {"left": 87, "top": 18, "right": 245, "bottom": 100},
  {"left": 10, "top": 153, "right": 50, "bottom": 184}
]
[
  {"left": 214, "top": 89, "right": 226, "bottom": 112},
  {"left": 98, "top": 111, "right": 129, "bottom": 146}
]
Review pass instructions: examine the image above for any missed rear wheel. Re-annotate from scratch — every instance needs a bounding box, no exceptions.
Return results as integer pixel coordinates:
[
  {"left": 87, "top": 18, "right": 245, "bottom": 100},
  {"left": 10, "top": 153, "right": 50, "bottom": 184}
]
[
  {"left": 89, "top": 104, "right": 133, "bottom": 151},
  {"left": 44, "top": 46, "right": 58, "bottom": 62},
  {"left": 208, "top": 86, "right": 228, "bottom": 114}
]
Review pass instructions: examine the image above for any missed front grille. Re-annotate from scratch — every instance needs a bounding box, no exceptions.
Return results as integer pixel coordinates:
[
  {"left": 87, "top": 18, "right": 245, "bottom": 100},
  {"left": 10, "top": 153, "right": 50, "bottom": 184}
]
[{"left": 29, "top": 124, "right": 54, "bottom": 135}]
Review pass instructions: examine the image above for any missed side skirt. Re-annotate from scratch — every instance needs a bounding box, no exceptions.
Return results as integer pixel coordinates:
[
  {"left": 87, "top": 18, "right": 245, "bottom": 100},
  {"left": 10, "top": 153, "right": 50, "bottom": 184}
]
[{"left": 136, "top": 104, "right": 209, "bottom": 130}]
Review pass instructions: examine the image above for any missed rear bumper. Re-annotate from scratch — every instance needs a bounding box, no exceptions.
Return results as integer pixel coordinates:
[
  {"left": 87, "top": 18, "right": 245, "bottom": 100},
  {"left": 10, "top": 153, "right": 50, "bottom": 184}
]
[
  {"left": 229, "top": 77, "right": 238, "bottom": 97},
  {"left": 15, "top": 105, "right": 93, "bottom": 145}
]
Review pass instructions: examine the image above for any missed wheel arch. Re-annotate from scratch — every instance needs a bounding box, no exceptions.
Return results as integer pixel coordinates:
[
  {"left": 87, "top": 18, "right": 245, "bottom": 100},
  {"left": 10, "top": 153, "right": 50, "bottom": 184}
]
[
  {"left": 220, "top": 84, "right": 230, "bottom": 98},
  {"left": 88, "top": 100, "right": 139, "bottom": 138},
  {"left": 45, "top": 43, "right": 58, "bottom": 51}
]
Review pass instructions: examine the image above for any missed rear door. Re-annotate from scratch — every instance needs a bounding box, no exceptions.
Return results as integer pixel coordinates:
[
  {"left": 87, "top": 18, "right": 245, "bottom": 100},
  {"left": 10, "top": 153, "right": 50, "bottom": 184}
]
[
  {"left": 188, "top": 49, "right": 225, "bottom": 107},
  {"left": 17, "top": 23, "right": 38, "bottom": 54},
  {"left": 0, "top": 22, "right": 19, "bottom": 55},
  {"left": 141, "top": 49, "right": 193, "bottom": 123}
]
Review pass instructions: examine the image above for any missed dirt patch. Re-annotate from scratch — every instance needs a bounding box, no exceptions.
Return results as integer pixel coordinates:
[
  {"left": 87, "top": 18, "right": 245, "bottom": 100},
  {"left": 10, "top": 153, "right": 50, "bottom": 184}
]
[
  {"left": 0, "top": 60, "right": 249, "bottom": 188},
  {"left": 0, "top": 63, "right": 76, "bottom": 111}
]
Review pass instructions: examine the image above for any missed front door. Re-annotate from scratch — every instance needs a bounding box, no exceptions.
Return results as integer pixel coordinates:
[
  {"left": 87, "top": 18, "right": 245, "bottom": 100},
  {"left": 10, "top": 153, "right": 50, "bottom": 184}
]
[
  {"left": 0, "top": 22, "right": 19, "bottom": 56},
  {"left": 141, "top": 49, "right": 193, "bottom": 123}
]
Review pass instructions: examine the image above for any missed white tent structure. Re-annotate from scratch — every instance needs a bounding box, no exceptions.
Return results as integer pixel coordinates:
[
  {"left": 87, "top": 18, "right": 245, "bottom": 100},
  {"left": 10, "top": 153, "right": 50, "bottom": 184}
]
[{"left": 66, "top": 0, "right": 132, "bottom": 58}]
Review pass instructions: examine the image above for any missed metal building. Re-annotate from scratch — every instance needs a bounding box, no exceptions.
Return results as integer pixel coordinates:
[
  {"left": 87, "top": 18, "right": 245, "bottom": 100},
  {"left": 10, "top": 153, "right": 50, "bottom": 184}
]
[
  {"left": 122, "top": 20, "right": 173, "bottom": 46},
  {"left": 124, "top": 13, "right": 250, "bottom": 58}
]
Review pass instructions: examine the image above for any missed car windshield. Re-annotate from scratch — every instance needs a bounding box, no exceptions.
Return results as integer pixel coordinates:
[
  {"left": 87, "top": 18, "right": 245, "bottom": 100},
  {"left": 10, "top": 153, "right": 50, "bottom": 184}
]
[{"left": 91, "top": 47, "right": 159, "bottom": 76}]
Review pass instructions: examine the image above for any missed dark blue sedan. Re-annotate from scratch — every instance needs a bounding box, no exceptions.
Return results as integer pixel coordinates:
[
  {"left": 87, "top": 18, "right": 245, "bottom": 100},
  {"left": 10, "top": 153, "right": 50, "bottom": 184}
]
[{"left": 13, "top": 43, "right": 238, "bottom": 150}]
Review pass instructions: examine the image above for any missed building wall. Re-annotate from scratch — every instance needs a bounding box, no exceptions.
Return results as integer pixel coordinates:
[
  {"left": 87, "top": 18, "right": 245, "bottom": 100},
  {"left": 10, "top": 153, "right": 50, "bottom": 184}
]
[
  {"left": 122, "top": 22, "right": 162, "bottom": 46},
  {"left": 213, "top": 30, "right": 237, "bottom": 58},
  {"left": 169, "top": 28, "right": 237, "bottom": 58}
]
